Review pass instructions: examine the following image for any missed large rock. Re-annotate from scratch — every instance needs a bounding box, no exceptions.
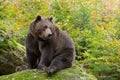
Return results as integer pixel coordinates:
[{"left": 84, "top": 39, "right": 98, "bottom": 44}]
[
  {"left": 0, "top": 64, "right": 97, "bottom": 80},
  {"left": 0, "top": 27, "right": 26, "bottom": 75}
]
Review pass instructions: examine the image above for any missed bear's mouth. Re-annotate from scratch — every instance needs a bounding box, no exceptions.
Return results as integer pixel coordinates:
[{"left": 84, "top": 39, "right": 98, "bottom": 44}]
[
  {"left": 43, "top": 36, "right": 52, "bottom": 40},
  {"left": 45, "top": 34, "right": 53, "bottom": 40},
  {"left": 39, "top": 33, "right": 53, "bottom": 40}
]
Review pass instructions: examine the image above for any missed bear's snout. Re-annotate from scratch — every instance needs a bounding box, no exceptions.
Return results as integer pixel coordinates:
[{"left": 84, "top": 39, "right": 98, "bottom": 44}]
[{"left": 48, "top": 33, "right": 52, "bottom": 37}]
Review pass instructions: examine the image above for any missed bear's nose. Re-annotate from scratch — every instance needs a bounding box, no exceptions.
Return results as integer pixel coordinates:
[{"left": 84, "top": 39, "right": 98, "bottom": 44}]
[{"left": 48, "top": 34, "right": 52, "bottom": 37}]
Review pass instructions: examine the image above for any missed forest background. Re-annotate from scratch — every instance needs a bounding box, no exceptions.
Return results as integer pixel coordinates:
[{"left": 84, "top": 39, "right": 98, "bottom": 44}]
[{"left": 0, "top": 0, "right": 120, "bottom": 80}]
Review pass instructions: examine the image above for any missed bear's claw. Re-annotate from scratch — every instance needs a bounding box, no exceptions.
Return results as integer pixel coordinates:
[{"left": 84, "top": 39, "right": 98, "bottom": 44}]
[{"left": 45, "top": 66, "right": 56, "bottom": 74}]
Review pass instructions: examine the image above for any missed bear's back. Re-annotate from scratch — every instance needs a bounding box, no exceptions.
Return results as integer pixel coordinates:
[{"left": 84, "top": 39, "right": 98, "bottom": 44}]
[{"left": 58, "top": 29, "right": 75, "bottom": 49}]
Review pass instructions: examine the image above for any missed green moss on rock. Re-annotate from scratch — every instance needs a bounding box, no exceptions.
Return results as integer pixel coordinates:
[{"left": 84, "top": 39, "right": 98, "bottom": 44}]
[{"left": 0, "top": 64, "right": 97, "bottom": 80}]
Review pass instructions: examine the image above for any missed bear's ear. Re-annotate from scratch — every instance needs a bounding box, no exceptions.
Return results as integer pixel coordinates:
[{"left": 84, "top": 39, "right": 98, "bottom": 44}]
[
  {"left": 48, "top": 16, "right": 53, "bottom": 22},
  {"left": 35, "top": 15, "right": 41, "bottom": 22}
]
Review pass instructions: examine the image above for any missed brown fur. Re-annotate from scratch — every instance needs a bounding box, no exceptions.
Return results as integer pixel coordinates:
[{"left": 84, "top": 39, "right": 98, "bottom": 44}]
[{"left": 25, "top": 15, "right": 76, "bottom": 74}]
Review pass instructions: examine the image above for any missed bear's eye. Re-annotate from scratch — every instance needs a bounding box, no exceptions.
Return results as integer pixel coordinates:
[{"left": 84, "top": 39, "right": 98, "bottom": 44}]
[
  {"left": 43, "top": 25, "right": 48, "bottom": 29},
  {"left": 38, "top": 31, "right": 42, "bottom": 34}
]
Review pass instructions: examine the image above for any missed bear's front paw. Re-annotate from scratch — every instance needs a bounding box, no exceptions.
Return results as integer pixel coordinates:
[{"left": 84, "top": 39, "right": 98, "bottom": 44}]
[
  {"left": 36, "top": 65, "right": 47, "bottom": 71},
  {"left": 45, "top": 66, "right": 56, "bottom": 74}
]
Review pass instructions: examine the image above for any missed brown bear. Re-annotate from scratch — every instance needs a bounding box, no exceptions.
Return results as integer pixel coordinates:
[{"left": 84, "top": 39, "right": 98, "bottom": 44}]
[{"left": 25, "top": 15, "right": 76, "bottom": 74}]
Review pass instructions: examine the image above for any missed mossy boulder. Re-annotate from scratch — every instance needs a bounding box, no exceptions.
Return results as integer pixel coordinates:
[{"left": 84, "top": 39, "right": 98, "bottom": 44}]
[
  {"left": 0, "top": 64, "right": 97, "bottom": 80},
  {"left": 0, "top": 27, "right": 26, "bottom": 75}
]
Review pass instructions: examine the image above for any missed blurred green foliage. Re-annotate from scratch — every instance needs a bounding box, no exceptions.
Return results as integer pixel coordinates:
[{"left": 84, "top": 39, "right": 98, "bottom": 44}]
[{"left": 0, "top": 0, "right": 120, "bottom": 80}]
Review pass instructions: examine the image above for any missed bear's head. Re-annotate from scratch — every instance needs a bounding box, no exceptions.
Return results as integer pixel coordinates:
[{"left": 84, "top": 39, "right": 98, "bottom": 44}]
[{"left": 30, "top": 15, "right": 55, "bottom": 40}]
